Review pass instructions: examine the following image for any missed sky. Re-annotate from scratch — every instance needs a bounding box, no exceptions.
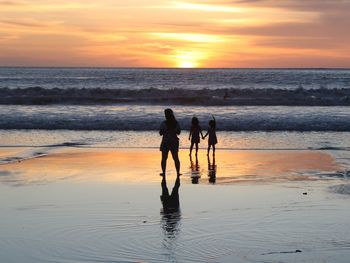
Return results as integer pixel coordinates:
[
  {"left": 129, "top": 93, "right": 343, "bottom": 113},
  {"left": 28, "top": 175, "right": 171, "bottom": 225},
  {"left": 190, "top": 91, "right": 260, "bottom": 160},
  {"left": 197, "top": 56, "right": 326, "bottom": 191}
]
[{"left": 1, "top": 0, "right": 350, "bottom": 68}]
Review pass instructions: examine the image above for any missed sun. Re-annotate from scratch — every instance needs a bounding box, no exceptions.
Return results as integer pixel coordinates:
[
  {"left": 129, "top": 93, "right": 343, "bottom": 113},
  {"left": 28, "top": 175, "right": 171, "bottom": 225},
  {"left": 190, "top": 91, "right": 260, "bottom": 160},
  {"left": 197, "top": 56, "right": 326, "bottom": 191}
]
[
  {"left": 178, "top": 60, "right": 196, "bottom": 68},
  {"left": 175, "top": 51, "right": 202, "bottom": 68}
]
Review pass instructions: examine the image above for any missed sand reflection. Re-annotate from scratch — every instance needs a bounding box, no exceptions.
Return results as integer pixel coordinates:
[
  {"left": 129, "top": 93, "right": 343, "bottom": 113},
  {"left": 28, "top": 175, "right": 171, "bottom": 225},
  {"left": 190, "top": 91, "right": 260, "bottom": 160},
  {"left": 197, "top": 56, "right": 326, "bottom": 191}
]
[
  {"left": 185, "top": 150, "right": 340, "bottom": 184},
  {"left": 0, "top": 148, "right": 342, "bottom": 186},
  {"left": 209, "top": 150, "right": 340, "bottom": 184}
]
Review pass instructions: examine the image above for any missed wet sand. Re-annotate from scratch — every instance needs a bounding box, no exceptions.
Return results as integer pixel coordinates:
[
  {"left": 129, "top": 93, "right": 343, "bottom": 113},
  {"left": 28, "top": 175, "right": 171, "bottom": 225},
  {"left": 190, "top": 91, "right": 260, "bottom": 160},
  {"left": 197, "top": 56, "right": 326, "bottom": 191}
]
[
  {"left": 0, "top": 147, "right": 350, "bottom": 262},
  {"left": 0, "top": 148, "right": 341, "bottom": 185}
]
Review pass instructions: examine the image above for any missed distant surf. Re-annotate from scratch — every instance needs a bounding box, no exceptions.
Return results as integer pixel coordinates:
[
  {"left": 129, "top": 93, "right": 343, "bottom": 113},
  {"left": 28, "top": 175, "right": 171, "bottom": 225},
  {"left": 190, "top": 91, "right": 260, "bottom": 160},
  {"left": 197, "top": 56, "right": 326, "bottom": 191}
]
[{"left": 1, "top": 86, "right": 350, "bottom": 106}]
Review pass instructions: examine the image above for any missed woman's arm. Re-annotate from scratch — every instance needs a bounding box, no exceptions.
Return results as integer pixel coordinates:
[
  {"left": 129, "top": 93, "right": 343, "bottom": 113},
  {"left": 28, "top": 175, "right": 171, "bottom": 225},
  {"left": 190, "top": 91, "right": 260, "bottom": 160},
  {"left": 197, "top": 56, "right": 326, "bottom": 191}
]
[
  {"left": 189, "top": 127, "right": 192, "bottom": 140},
  {"left": 159, "top": 122, "right": 166, "bottom": 135}
]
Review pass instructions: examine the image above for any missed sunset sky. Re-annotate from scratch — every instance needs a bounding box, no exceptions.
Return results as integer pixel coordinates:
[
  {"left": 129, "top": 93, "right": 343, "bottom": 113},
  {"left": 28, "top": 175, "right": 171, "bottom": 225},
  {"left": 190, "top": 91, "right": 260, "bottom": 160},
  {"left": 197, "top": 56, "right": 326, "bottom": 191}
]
[{"left": 1, "top": 0, "right": 350, "bottom": 68}]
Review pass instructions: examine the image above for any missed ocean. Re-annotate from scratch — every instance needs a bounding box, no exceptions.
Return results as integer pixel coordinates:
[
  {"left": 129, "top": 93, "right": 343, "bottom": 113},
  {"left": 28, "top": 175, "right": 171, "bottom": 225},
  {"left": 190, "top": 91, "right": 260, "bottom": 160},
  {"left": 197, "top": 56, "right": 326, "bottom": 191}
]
[
  {"left": 1, "top": 67, "right": 350, "bottom": 150},
  {"left": 0, "top": 68, "right": 350, "bottom": 132},
  {"left": 0, "top": 68, "right": 350, "bottom": 141}
]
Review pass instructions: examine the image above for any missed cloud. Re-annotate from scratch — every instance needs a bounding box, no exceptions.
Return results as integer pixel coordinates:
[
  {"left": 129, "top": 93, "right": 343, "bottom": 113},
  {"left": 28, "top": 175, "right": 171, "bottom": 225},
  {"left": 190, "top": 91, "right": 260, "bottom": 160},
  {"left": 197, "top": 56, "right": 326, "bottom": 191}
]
[
  {"left": 0, "top": 170, "right": 12, "bottom": 176},
  {"left": 0, "top": 19, "right": 44, "bottom": 28},
  {"left": 0, "top": 1, "right": 23, "bottom": 6}
]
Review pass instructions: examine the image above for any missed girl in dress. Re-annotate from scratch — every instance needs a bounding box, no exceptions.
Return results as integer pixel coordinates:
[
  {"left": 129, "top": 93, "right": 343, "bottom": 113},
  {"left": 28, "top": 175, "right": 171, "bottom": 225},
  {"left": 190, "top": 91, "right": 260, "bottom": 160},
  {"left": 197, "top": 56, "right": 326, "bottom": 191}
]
[
  {"left": 203, "top": 115, "right": 217, "bottom": 155},
  {"left": 188, "top": 117, "right": 204, "bottom": 156}
]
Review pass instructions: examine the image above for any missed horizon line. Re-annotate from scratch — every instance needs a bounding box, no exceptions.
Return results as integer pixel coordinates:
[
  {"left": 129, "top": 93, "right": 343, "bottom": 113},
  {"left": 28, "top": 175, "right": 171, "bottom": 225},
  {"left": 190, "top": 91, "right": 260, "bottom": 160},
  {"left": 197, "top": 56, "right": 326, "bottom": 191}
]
[{"left": 1, "top": 66, "right": 350, "bottom": 70}]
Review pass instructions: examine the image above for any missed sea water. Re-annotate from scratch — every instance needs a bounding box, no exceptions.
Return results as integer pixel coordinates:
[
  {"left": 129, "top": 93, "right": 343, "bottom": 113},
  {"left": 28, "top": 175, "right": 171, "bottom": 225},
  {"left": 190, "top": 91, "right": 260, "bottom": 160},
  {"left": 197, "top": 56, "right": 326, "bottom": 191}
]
[{"left": 1, "top": 68, "right": 350, "bottom": 149}]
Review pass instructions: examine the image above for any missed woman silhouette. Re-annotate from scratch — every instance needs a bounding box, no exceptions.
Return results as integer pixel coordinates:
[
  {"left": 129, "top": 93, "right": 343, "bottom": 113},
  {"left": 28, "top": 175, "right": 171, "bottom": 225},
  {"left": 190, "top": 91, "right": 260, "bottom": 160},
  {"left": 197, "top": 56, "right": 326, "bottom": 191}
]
[{"left": 159, "top": 109, "right": 181, "bottom": 176}]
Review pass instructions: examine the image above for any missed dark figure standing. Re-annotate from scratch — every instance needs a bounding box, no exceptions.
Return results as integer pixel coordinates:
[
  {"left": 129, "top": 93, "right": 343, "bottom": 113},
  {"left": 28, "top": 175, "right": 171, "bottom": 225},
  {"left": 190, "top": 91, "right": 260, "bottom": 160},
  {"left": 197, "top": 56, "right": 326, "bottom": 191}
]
[
  {"left": 188, "top": 117, "right": 204, "bottom": 156},
  {"left": 203, "top": 115, "right": 217, "bottom": 155},
  {"left": 159, "top": 108, "right": 181, "bottom": 176}
]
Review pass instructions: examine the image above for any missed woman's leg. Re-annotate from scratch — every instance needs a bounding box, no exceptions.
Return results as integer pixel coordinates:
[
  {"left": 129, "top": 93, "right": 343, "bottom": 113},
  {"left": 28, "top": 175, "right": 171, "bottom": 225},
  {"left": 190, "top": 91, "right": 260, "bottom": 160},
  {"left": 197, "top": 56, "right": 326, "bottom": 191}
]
[
  {"left": 161, "top": 150, "right": 169, "bottom": 175},
  {"left": 207, "top": 144, "right": 210, "bottom": 155},
  {"left": 171, "top": 150, "right": 181, "bottom": 176},
  {"left": 212, "top": 144, "right": 215, "bottom": 155},
  {"left": 190, "top": 142, "right": 194, "bottom": 155},
  {"left": 195, "top": 143, "right": 199, "bottom": 155}
]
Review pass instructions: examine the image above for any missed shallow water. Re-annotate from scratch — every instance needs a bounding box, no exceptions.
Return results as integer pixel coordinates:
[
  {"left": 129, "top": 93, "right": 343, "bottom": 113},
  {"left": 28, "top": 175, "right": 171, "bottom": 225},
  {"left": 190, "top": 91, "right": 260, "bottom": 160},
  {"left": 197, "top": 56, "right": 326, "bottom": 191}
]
[{"left": 1, "top": 130, "right": 350, "bottom": 150}]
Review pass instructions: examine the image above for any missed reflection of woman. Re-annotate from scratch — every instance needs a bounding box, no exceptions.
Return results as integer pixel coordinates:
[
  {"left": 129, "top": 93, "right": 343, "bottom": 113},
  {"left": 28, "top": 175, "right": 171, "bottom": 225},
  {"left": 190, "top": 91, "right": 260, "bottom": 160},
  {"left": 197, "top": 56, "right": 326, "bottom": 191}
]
[
  {"left": 160, "top": 175, "right": 181, "bottom": 238},
  {"left": 159, "top": 109, "right": 181, "bottom": 176}
]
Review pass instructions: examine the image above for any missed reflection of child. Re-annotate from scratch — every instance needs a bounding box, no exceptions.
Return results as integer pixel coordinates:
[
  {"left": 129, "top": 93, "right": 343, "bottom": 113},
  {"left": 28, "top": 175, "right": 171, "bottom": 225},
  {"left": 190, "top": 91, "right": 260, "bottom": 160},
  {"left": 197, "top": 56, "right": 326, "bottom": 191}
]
[
  {"left": 208, "top": 154, "right": 216, "bottom": 184},
  {"left": 203, "top": 115, "right": 217, "bottom": 155},
  {"left": 189, "top": 117, "right": 203, "bottom": 155}
]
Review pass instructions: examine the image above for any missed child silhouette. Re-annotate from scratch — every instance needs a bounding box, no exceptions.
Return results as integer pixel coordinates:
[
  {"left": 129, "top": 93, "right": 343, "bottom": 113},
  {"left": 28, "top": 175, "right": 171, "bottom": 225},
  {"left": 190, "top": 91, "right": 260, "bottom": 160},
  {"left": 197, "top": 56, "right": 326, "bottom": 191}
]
[
  {"left": 203, "top": 115, "right": 217, "bottom": 155},
  {"left": 188, "top": 117, "right": 204, "bottom": 156}
]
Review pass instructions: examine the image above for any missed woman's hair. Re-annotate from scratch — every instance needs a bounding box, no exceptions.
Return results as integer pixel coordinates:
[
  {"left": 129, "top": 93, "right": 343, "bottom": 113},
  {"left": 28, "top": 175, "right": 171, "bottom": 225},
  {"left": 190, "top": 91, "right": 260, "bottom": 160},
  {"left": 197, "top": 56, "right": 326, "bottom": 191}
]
[
  {"left": 191, "top": 117, "right": 199, "bottom": 126},
  {"left": 164, "top": 108, "right": 177, "bottom": 130},
  {"left": 209, "top": 119, "right": 216, "bottom": 129}
]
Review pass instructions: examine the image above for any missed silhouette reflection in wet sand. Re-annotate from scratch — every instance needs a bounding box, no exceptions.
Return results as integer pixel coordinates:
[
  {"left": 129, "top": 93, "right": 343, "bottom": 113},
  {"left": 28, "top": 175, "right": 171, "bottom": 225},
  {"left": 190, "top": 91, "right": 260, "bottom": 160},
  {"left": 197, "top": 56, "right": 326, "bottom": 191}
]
[
  {"left": 160, "top": 175, "right": 181, "bottom": 238},
  {"left": 190, "top": 154, "right": 201, "bottom": 184},
  {"left": 208, "top": 154, "right": 217, "bottom": 184}
]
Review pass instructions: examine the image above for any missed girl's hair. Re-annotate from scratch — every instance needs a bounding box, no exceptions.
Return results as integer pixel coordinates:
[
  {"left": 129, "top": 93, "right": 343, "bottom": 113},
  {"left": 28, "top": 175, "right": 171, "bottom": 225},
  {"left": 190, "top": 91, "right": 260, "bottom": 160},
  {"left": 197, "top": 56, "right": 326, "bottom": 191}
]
[
  {"left": 164, "top": 108, "right": 177, "bottom": 130},
  {"left": 209, "top": 119, "right": 216, "bottom": 129},
  {"left": 191, "top": 117, "right": 199, "bottom": 126}
]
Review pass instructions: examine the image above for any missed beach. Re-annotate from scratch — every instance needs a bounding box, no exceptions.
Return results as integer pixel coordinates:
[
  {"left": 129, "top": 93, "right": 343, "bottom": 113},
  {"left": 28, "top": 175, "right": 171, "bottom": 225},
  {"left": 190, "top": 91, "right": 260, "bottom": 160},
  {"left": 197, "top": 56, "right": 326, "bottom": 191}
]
[{"left": 1, "top": 143, "right": 350, "bottom": 263}]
